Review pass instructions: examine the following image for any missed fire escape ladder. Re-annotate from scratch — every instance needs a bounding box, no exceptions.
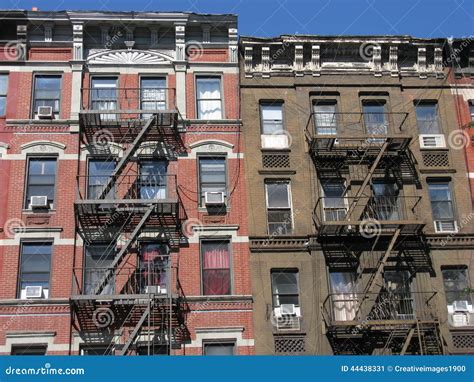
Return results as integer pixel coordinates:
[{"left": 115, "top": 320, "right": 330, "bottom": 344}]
[
  {"left": 345, "top": 141, "right": 389, "bottom": 220},
  {"left": 356, "top": 228, "right": 401, "bottom": 320},
  {"left": 400, "top": 327, "right": 415, "bottom": 355},
  {"left": 97, "top": 116, "right": 156, "bottom": 200},
  {"left": 119, "top": 302, "right": 154, "bottom": 356},
  {"left": 92, "top": 205, "right": 155, "bottom": 295}
]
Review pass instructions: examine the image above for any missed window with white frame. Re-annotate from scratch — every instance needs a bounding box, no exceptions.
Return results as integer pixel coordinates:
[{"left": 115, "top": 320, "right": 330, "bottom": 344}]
[
  {"left": 24, "top": 158, "right": 57, "bottom": 209},
  {"left": 33, "top": 75, "right": 61, "bottom": 118},
  {"left": 265, "top": 181, "right": 293, "bottom": 235},
  {"left": 203, "top": 342, "right": 235, "bottom": 355},
  {"left": 428, "top": 180, "right": 457, "bottom": 232},
  {"left": 271, "top": 270, "right": 299, "bottom": 308},
  {"left": 321, "top": 180, "right": 347, "bottom": 222},
  {"left": 313, "top": 102, "right": 337, "bottom": 135},
  {"left": 18, "top": 242, "right": 52, "bottom": 299},
  {"left": 442, "top": 267, "right": 472, "bottom": 327},
  {"left": 260, "top": 102, "right": 288, "bottom": 149},
  {"left": 199, "top": 157, "right": 227, "bottom": 206},
  {"left": 201, "top": 240, "right": 231, "bottom": 296},
  {"left": 0, "top": 74, "right": 8, "bottom": 116},
  {"left": 196, "top": 77, "right": 222, "bottom": 120}
]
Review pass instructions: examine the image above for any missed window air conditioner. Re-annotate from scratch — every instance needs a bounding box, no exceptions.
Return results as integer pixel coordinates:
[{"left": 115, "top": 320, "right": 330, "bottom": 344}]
[
  {"left": 434, "top": 220, "right": 458, "bottom": 233},
  {"left": 25, "top": 286, "right": 43, "bottom": 298},
  {"left": 453, "top": 300, "right": 469, "bottom": 312},
  {"left": 30, "top": 196, "right": 48, "bottom": 209},
  {"left": 205, "top": 191, "right": 225, "bottom": 205},
  {"left": 419, "top": 134, "right": 446, "bottom": 149},
  {"left": 280, "top": 304, "right": 296, "bottom": 316},
  {"left": 37, "top": 106, "right": 53, "bottom": 119}
]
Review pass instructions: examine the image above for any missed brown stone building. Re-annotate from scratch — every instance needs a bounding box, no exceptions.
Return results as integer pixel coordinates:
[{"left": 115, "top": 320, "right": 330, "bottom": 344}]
[{"left": 240, "top": 35, "right": 474, "bottom": 355}]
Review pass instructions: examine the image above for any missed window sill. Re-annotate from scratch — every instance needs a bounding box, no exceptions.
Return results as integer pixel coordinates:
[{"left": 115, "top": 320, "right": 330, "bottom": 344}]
[{"left": 22, "top": 209, "right": 56, "bottom": 214}]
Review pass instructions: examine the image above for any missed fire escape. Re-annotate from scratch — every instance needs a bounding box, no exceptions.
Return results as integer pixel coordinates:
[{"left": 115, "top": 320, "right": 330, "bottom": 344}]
[
  {"left": 70, "top": 86, "right": 189, "bottom": 355},
  {"left": 305, "top": 111, "right": 445, "bottom": 355}
]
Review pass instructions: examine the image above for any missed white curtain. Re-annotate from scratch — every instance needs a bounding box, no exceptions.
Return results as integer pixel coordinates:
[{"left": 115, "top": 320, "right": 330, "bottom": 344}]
[
  {"left": 330, "top": 272, "right": 357, "bottom": 321},
  {"left": 197, "top": 79, "right": 222, "bottom": 119}
]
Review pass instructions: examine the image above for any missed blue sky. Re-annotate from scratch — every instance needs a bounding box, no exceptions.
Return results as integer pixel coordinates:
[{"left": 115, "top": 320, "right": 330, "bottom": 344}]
[{"left": 4, "top": 0, "right": 473, "bottom": 37}]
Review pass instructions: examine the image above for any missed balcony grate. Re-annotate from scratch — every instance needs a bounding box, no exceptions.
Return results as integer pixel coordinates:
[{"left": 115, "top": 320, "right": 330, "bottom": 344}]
[
  {"left": 262, "top": 153, "right": 290, "bottom": 168},
  {"left": 422, "top": 151, "right": 449, "bottom": 168},
  {"left": 274, "top": 335, "right": 305, "bottom": 353}
]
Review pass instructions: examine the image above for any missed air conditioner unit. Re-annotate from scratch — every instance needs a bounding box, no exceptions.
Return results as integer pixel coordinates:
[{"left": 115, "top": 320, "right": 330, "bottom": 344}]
[
  {"left": 25, "top": 286, "right": 43, "bottom": 298},
  {"left": 453, "top": 300, "right": 469, "bottom": 312},
  {"left": 145, "top": 285, "right": 161, "bottom": 294},
  {"left": 419, "top": 134, "right": 446, "bottom": 149},
  {"left": 434, "top": 220, "right": 458, "bottom": 233},
  {"left": 37, "top": 106, "right": 53, "bottom": 119},
  {"left": 450, "top": 312, "right": 469, "bottom": 327},
  {"left": 30, "top": 195, "right": 48, "bottom": 209},
  {"left": 280, "top": 304, "right": 296, "bottom": 316},
  {"left": 204, "top": 191, "right": 225, "bottom": 205}
]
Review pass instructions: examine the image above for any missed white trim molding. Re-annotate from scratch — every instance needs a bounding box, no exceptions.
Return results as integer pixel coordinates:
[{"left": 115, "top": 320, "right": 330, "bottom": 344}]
[
  {"left": 0, "top": 331, "right": 70, "bottom": 354},
  {"left": 87, "top": 49, "right": 174, "bottom": 66},
  {"left": 186, "top": 225, "right": 248, "bottom": 244},
  {"left": 186, "top": 327, "right": 254, "bottom": 348},
  {"left": 184, "top": 139, "right": 243, "bottom": 159},
  {"left": 2, "top": 141, "right": 77, "bottom": 160}
]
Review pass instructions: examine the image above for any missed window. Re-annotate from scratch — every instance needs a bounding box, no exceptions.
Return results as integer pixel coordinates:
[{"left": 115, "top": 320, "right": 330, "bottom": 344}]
[
  {"left": 91, "top": 77, "right": 117, "bottom": 120},
  {"left": 81, "top": 346, "right": 113, "bottom": 356},
  {"left": 25, "top": 158, "right": 57, "bottom": 209},
  {"left": 11, "top": 345, "right": 47, "bottom": 355},
  {"left": 370, "top": 181, "right": 400, "bottom": 221},
  {"left": 199, "top": 157, "right": 226, "bottom": 206},
  {"left": 428, "top": 181, "right": 457, "bottom": 232},
  {"left": 321, "top": 180, "right": 347, "bottom": 221},
  {"left": 18, "top": 243, "right": 52, "bottom": 299},
  {"left": 260, "top": 103, "right": 284, "bottom": 134},
  {"left": 442, "top": 267, "right": 471, "bottom": 306},
  {"left": 383, "top": 270, "right": 413, "bottom": 319},
  {"left": 203, "top": 342, "right": 235, "bottom": 355},
  {"left": 141, "top": 77, "right": 166, "bottom": 118},
  {"left": 84, "top": 244, "right": 116, "bottom": 295},
  {"left": 140, "top": 243, "right": 169, "bottom": 294},
  {"left": 196, "top": 77, "right": 222, "bottom": 119},
  {"left": 265, "top": 181, "right": 293, "bottom": 235},
  {"left": 470, "top": 102, "right": 474, "bottom": 122},
  {"left": 139, "top": 160, "right": 167, "bottom": 199},
  {"left": 313, "top": 102, "right": 337, "bottom": 135},
  {"left": 363, "top": 101, "right": 387, "bottom": 135},
  {"left": 329, "top": 272, "right": 357, "bottom": 321},
  {"left": 0, "top": 74, "right": 7, "bottom": 116},
  {"left": 87, "top": 159, "right": 115, "bottom": 199},
  {"left": 201, "top": 240, "right": 231, "bottom": 295},
  {"left": 271, "top": 270, "right": 299, "bottom": 307},
  {"left": 33, "top": 75, "right": 61, "bottom": 117},
  {"left": 415, "top": 102, "right": 440, "bottom": 134}
]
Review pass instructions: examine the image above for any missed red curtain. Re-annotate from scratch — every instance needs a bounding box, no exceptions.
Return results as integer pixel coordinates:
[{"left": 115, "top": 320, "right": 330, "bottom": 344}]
[{"left": 203, "top": 247, "right": 230, "bottom": 295}]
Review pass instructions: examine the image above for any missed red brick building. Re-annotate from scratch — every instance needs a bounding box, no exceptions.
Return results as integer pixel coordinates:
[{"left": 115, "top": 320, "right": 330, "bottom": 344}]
[{"left": 0, "top": 10, "right": 254, "bottom": 355}]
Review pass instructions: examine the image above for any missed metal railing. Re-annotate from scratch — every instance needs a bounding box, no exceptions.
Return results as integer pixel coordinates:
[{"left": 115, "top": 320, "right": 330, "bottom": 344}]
[
  {"left": 81, "top": 87, "right": 177, "bottom": 114},
  {"left": 76, "top": 174, "right": 179, "bottom": 202},
  {"left": 313, "top": 195, "right": 422, "bottom": 227},
  {"left": 305, "top": 112, "right": 409, "bottom": 146},
  {"left": 322, "top": 291, "right": 438, "bottom": 325},
  {"left": 72, "top": 265, "right": 183, "bottom": 298}
]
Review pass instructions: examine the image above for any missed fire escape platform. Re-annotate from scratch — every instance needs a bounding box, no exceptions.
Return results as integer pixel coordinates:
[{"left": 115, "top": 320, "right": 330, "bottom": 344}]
[{"left": 316, "top": 220, "right": 425, "bottom": 237}]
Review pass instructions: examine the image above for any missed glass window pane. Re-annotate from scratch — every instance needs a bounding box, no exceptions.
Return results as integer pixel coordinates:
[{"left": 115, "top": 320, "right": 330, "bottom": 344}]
[
  {"left": 416, "top": 104, "right": 440, "bottom": 134},
  {"left": 272, "top": 272, "right": 298, "bottom": 294},
  {"left": 266, "top": 183, "right": 290, "bottom": 208},
  {"left": 428, "top": 183, "right": 451, "bottom": 201},
  {"left": 204, "top": 343, "right": 234, "bottom": 356},
  {"left": 442, "top": 268, "right": 471, "bottom": 304},
  {"left": 0, "top": 75, "right": 8, "bottom": 95},
  {"left": 0, "top": 97, "right": 5, "bottom": 115},
  {"left": 363, "top": 103, "right": 387, "bottom": 135},
  {"left": 197, "top": 78, "right": 221, "bottom": 100}
]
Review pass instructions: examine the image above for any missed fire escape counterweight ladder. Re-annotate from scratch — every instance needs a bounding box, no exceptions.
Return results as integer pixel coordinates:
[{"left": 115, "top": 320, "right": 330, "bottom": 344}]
[{"left": 119, "top": 302, "right": 154, "bottom": 355}]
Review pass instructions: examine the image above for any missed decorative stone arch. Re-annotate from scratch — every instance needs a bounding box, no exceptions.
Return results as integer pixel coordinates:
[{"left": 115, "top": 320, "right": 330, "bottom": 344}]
[
  {"left": 19, "top": 141, "right": 67, "bottom": 159},
  {"left": 188, "top": 139, "right": 237, "bottom": 158},
  {"left": 87, "top": 49, "right": 174, "bottom": 66}
]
